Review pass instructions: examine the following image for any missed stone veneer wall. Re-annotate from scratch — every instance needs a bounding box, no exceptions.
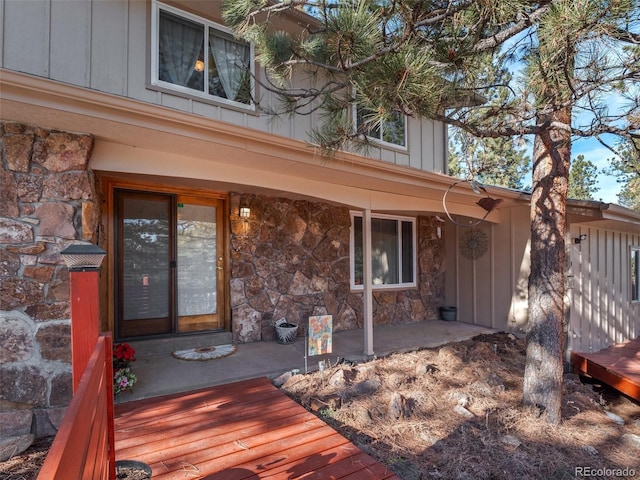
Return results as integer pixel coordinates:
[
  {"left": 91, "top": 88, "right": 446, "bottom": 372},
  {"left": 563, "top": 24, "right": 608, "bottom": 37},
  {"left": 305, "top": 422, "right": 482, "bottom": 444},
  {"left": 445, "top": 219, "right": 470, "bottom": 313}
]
[
  {"left": 229, "top": 194, "right": 445, "bottom": 343},
  {"left": 0, "top": 121, "right": 97, "bottom": 453}
]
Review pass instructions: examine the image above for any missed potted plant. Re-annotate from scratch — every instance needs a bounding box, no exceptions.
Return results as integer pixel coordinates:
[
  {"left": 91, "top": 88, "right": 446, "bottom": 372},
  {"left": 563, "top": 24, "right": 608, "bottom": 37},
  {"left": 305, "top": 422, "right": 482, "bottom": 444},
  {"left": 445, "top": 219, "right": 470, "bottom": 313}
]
[
  {"left": 113, "top": 342, "right": 138, "bottom": 394},
  {"left": 275, "top": 317, "right": 298, "bottom": 344}
]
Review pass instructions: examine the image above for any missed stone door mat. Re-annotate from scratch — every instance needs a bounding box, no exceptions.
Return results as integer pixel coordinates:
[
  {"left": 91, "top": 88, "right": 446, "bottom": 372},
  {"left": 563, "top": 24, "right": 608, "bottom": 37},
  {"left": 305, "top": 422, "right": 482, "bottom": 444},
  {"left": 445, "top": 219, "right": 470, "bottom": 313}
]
[{"left": 172, "top": 344, "right": 236, "bottom": 361}]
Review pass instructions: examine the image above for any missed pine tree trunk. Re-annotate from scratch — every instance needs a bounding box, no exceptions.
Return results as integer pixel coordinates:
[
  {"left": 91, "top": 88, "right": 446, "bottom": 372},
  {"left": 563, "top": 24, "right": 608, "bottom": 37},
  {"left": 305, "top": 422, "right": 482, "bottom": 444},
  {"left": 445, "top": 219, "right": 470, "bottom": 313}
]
[{"left": 523, "top": 109, "right": 571, "bottom": 425}]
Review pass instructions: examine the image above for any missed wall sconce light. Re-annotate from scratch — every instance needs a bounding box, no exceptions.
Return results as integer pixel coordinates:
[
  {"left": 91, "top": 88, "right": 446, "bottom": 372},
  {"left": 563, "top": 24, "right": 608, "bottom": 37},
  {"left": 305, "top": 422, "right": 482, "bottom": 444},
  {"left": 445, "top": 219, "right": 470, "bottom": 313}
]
[
  {"left": 60, "top": 243, "right": 106, "bottom": 271},
  {"left": 239, "top": 205, "right": 251, "bottom": 220},
  {"left": 194, "top": 59, "right": 205, "bottom": 72},
  {"left": 574, "top": 234, "right": 588, "bottom": 244}
]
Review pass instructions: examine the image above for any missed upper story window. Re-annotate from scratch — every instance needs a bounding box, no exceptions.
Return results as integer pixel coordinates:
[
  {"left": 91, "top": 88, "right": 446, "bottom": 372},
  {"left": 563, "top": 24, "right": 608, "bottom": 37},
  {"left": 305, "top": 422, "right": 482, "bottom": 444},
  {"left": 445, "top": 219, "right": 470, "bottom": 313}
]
[
  {"left": 356, "top": 106, "right": 407, "bottom": 148},
  {"left": 151, "top": 1, "right": 254, "bottom": 108},
  {"left": 351, "top": 212, "right": 416, "bottom": 290},
  {"left": 632, "top": 246, "right": 640, "bottom": 302}
]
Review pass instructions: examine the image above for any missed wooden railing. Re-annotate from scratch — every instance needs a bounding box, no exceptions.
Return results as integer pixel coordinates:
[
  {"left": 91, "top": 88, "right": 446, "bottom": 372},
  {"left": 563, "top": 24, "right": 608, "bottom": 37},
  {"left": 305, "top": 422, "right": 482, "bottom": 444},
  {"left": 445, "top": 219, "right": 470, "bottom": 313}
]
[{"left": 38, "top": 334, "right": 116, "bottom": 480}]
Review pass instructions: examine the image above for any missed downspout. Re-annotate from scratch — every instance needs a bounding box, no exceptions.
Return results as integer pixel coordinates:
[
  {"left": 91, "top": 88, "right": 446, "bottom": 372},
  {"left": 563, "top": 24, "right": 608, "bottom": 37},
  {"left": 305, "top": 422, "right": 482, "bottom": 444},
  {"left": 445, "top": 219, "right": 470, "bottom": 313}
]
[{"left": 363, "top": 208, "right": 374, "bottom": 356}]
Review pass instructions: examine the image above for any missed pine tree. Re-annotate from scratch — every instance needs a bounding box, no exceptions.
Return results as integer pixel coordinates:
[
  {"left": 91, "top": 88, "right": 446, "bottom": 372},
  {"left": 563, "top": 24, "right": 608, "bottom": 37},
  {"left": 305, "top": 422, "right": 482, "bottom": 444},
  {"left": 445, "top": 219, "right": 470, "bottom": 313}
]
[
  {"left": 607, "top": 139, "right": 640, "bottom": 210},
  {"left": 449, "top": 131, "right": 531, "bottom": 190},
  {"left": 568, "top": 155, "right": 600, "bottom": 200},
  {"left": 224, "top": 0, "right": 640, "bottom": 424}
]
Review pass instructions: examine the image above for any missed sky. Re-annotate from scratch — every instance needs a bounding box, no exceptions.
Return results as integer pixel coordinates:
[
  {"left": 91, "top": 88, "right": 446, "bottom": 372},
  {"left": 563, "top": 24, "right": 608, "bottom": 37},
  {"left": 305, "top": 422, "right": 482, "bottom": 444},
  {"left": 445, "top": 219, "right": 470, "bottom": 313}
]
[
  {"left": 520, "top": 136, "right": 622, "bottom": 204},
  {"left": 499, "top": 23, "right": 632, "bottom": 206},
  {"left": 572, "top": 137, "right": 622, "bottom": 204}
]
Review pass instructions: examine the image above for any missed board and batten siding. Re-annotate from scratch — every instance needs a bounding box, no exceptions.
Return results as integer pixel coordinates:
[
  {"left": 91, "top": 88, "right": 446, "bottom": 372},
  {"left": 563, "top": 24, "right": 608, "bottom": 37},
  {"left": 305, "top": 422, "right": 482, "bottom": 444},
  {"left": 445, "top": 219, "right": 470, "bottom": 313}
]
[
  {"left": 568, "top": 225, "right": 640, "bottom": 354},
  {"left": 444, "top": 205, "right": 531, "bottom": 333},
  {"left": 0, "top": 0, "right": 447, "bottom": 174},
  {"left": 446, "top": 209, "right": 639, "bottom": 355}
]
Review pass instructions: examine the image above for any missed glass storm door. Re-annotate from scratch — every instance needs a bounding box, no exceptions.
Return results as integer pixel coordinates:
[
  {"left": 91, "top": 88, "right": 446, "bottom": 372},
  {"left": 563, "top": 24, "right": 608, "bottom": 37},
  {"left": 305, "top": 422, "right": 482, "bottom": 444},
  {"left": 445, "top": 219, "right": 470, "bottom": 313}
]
[
  {"left": 176, "top": 196, "right": 224, "bottom": 333},
  {"left": 115, "top": 190, "right": 224, "bottom": 339}
]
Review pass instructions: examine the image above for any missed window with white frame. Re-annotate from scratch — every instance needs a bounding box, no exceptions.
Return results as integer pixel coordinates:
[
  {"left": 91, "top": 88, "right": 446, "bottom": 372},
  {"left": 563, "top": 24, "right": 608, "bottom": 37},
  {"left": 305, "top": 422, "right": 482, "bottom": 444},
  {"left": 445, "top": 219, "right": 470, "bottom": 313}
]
[
  {"left": 356, "top": 105, "right": 407, "bottom": 147},
  {"left": 632, "top": 246, "right": 640, "bottom": 302},
  {"left": 151, "top": 1, "right": 253, "bottom": 107},
  {"left": 351, "top": 213, "right": 416, "bottom": 289}
]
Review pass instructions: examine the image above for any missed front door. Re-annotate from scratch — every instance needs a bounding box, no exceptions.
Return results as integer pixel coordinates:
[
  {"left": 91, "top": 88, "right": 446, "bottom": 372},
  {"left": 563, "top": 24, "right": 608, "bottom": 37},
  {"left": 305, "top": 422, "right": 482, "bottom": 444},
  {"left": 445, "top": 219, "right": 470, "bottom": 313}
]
[{"left": 115, "top": 190, "right": 225, "bottom": 339}]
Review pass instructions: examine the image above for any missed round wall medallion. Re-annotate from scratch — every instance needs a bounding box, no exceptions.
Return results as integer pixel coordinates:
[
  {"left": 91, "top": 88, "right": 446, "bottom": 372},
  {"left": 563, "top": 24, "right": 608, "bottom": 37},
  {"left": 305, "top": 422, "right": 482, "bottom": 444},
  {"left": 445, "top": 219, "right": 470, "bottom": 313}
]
[{"left": 459, "top": 228, "right": 489, "bottom": 260}]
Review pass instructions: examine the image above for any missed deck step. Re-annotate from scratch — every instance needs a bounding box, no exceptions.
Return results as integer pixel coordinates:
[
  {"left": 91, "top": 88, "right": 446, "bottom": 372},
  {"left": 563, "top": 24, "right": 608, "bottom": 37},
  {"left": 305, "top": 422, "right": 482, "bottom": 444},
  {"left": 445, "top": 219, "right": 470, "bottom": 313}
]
[{"left": 126, "top": 331, "right": 233, "bottom": 357}]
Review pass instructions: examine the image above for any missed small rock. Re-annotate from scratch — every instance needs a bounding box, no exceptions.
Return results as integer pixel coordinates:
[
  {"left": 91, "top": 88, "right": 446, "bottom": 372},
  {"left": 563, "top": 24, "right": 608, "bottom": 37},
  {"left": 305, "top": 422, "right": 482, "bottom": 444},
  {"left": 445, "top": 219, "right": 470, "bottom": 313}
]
[
  {"left": 582, "top": 445, "right": 598, "bottom": 455},
  {"left": 507, "top": 334, "right": 517, "bottom": 341},
  {"left": 0, "top": 434, "right": 34, "bottom": 462},
  {"left": 388, "top": 392, "right": 412, "bottom": 420},
  {"left": 272, "top": 371, "right": 292, "bottom": 387},
  {"left": 309, "top": 394, "right": 342, "bottom": 413},
  {"left": 354, "top": 363, "right": 375, "bottom": 377},
  {"left": 622, "top": 434, "right": 640, "bottom": 449},
  {"left": 415, "top": 363, "right": 438, "bottom": 376},
  {"left": 353, "top": 406, "right": 373, "bottom": 424},
  {"left": 438, "top": 345, "right": 458, "bottom": 359},
  {"left": 501, "top": 435, "right": 521, "bottom": 448},
  {"left": 328, "top": 369, "right": 346, "bottom": 388},
  {"left": 352, "top": 378, "right": 381, "bottom": 395},
  {"left": 388, "top": 393, "right": 404, "bottom": 420},
  {"left": 605, "top": 411, "right": 625, "bottom": 425},
  {"left": 419, "top": 431, "right": 440, "bottom": 446},
  {"left": 453, "top": 405, "right": 474, "bottom": 418},
  {"left": 448, "top": 391, "right": 472, "bottom": 408},
  {"left": 0, "top": 409, "right": 34, "bottom": 437}
]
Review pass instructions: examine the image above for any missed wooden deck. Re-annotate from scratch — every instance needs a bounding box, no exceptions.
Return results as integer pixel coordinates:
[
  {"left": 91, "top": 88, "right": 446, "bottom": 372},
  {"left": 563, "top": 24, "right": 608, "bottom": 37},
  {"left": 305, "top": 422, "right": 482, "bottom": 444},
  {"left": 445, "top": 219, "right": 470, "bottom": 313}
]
[
  {"left": 114, "top": 377, "right": 400, "bottom": 479},
  {"left": 571, "top": 337, "right": 640, "bottom": 401}
]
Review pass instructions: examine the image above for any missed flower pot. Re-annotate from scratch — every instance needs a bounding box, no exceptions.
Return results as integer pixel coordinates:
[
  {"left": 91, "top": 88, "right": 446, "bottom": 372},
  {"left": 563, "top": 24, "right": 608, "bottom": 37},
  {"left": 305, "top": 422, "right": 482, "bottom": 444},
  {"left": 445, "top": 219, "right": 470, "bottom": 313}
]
[
  {"left": 439, "top": 306, "right": 457, "bottom": 321},
  {"left": 275, "top": 318, "right": 298, "bottom": 344}
]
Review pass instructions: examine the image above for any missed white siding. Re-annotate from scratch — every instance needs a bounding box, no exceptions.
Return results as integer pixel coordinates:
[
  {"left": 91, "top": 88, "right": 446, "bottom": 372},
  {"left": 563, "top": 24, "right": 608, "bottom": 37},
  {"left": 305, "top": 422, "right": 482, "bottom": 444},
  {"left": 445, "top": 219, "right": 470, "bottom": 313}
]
[
  {"left": 444, "top": 206, "right": 531, "bottom": 332},
  {"left": 0, "top": 0, "right": 448, "bottom": 174},
  {"left": 446, "top": 211, "right": 639, "bottom": 352},
  {"left": 91, "top": 0, "right": 129, "bottom": 95},
  {"left": 50, "top": 1, "right": 91, "bottom": 85},
  {"left": 568, "top": 225, "right": 640, "bottom": 353},
  {"left": 3, "top": 0, "right": 50, "bottom": 77}
]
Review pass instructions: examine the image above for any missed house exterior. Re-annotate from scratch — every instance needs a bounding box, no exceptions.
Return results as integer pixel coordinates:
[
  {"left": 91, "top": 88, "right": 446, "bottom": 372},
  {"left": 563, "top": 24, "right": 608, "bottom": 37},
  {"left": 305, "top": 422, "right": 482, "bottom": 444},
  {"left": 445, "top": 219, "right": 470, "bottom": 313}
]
[
  {"left": 445, "top": 198, "right": 640, "bottom": 358},
  {"left": 0, "top": 0, "right": 638, "bottom": 444}
]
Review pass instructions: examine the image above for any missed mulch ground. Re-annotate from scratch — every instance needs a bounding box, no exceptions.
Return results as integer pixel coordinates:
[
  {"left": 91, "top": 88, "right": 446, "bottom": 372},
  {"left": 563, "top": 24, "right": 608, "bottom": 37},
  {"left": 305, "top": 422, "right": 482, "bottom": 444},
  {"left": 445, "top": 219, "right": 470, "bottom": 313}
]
[{"left": 280, "top": 333, "right": 640, "bottom": 479}]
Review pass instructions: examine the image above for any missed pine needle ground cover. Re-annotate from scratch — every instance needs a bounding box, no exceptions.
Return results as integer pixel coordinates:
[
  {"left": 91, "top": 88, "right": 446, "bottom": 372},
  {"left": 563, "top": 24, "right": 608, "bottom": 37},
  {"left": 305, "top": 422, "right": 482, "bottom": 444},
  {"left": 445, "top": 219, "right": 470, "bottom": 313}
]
[{"left": 280, "top": 333, "right": 640, "bottom": 480}]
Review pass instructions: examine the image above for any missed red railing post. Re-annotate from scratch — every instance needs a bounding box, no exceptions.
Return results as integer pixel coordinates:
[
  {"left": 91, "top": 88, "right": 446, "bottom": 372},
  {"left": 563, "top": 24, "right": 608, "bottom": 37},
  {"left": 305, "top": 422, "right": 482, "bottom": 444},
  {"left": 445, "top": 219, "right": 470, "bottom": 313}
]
[
  {"left": 60, "top": 243, "right": 106, "bottom": 392},
  {"left": 69, "top": 269, "right": 101, "bottom": 392}
]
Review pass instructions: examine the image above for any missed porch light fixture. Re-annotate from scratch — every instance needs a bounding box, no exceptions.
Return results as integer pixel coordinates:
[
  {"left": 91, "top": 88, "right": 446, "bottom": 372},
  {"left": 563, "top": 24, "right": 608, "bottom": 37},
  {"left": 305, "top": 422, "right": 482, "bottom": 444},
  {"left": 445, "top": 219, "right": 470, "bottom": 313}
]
[
  {"left": 239, "top": 204, "right": 251, "bottom": 220},
  {"left": 574, "top": 234, "right": 588, "bottom": 244},
  {"left": 60, "top": 244, "right": 106, "bottom": 271},
  {"left": 442, "top": 178, "right": 503, "bottom": 227}
]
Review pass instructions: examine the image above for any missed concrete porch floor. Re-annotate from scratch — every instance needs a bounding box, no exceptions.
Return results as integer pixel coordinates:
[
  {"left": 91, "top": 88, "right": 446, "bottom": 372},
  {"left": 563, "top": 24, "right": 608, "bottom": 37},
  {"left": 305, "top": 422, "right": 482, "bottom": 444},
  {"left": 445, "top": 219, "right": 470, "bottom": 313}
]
[{"left": 115, "top": 320, "right": 497, "bottom": 404}]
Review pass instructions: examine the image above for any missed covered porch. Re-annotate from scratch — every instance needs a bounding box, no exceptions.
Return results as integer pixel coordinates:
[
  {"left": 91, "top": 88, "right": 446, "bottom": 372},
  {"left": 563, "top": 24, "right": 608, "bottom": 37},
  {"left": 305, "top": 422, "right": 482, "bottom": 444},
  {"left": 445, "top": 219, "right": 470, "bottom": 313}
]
[{"left": 118, "top": 320, "right": 496, "bottom": 403}]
